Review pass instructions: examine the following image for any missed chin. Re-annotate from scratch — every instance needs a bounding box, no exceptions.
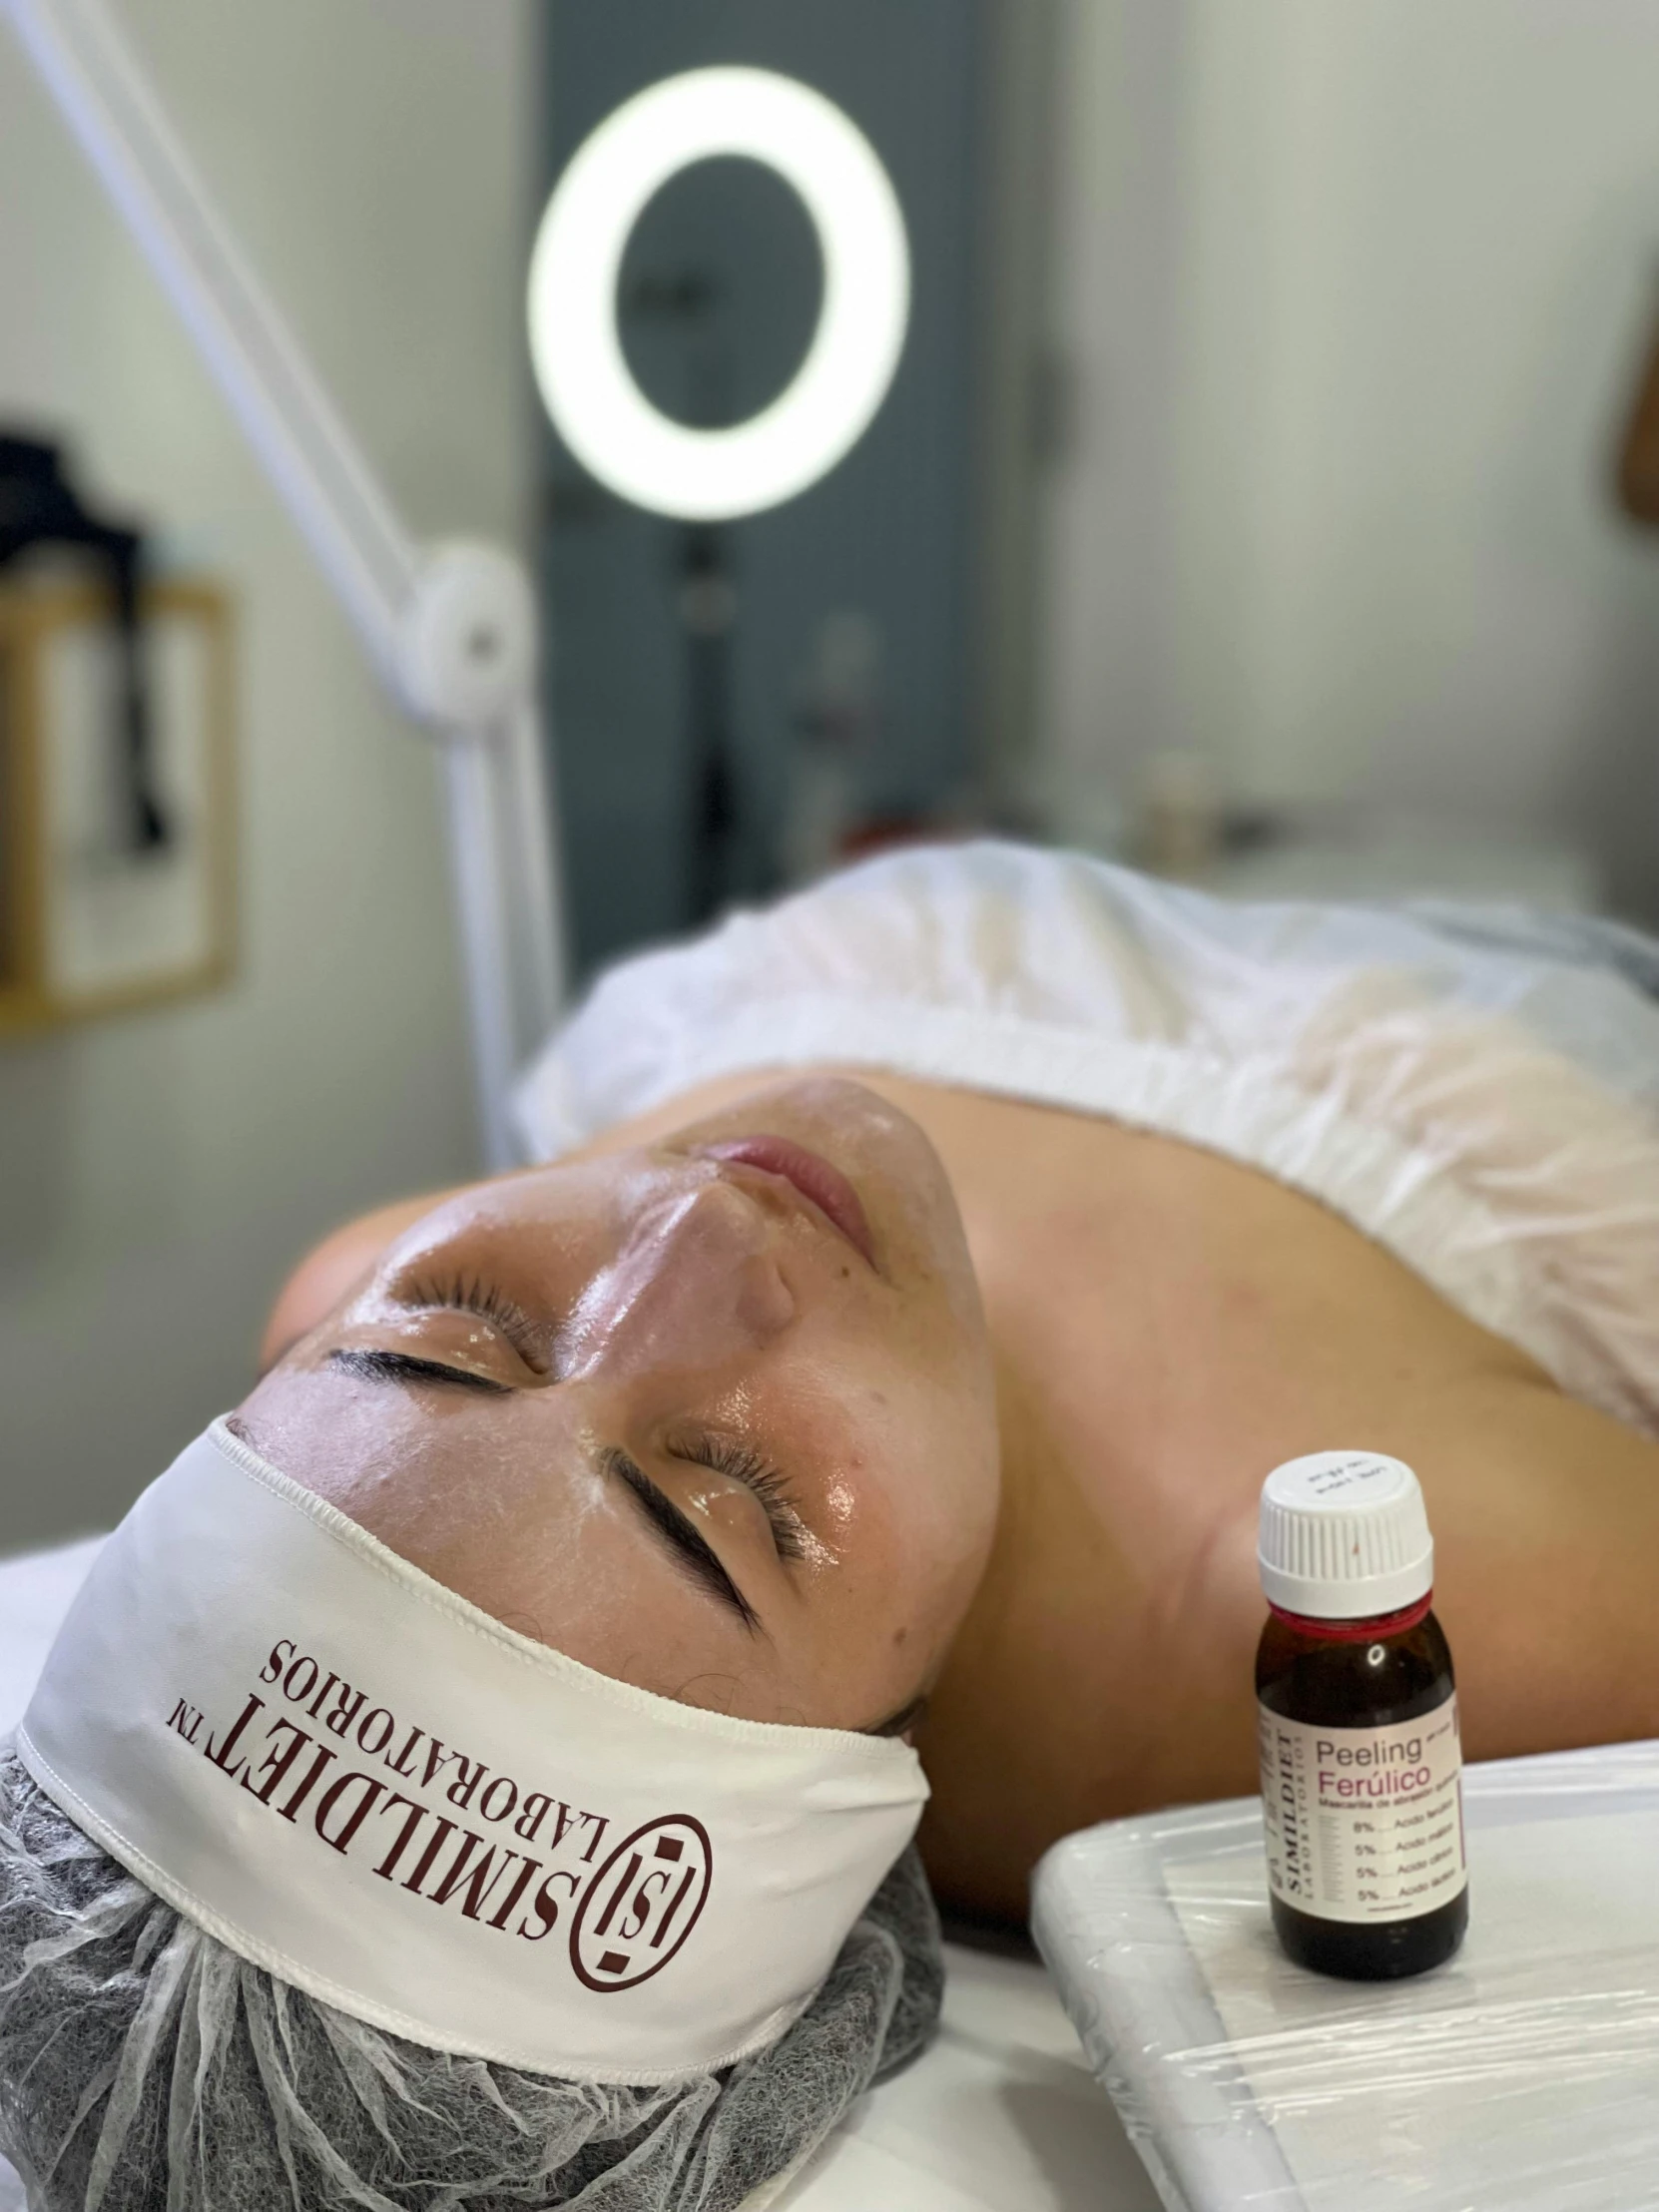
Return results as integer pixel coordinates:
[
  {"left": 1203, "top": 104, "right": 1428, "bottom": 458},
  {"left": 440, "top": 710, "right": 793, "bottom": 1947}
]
[
  {"left": 742, "top": 1074, "right": 932, "bottom": 1169},
  {"left": 672, "top": 1071, "right": 976, "bottom": 1301}
]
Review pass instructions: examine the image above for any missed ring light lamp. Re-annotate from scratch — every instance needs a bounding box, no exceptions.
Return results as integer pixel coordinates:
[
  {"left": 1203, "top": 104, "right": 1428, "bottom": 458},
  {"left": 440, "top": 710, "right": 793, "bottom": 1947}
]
[{"left": 527, "top": 67, "right": 910, "bottom": 522}]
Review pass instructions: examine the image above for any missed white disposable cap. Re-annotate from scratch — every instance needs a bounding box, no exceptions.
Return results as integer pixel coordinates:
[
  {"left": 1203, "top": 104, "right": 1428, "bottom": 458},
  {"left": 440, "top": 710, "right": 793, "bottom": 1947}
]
[{"left": 1258, "top": 1451, "right": 1434, "bottom": 1620}]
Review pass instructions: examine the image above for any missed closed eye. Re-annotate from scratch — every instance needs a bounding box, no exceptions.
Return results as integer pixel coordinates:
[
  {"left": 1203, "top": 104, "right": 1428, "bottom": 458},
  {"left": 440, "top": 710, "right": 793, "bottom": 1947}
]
[
  {"left": 327, "top": 1348, "right": 511, "bottom": 1396},
  {"left": 396, "top": 1273, "right": 546, "bottom": 1370},
  {"left": 667, "top": 1433, "right": 809, "bottom": 1563},
  {"left": 601, "top": 1446, "right": 761, "bottom": 1633}
]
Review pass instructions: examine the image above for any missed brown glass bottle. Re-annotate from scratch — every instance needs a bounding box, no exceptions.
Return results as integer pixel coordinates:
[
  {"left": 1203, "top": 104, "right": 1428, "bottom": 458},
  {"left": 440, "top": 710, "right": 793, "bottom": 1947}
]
[{"left": 1257, "top": 1604, "right": 1468, "bottom": 1979}]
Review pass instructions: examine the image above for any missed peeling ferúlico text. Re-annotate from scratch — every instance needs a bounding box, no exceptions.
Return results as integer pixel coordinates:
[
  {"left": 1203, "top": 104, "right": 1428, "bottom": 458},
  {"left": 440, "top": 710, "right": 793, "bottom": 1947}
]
[
  {"left": 1258, "top": 1700, "right": 1466, "bottom": 1925},
  {"left": 167, "top": 1639, "right": 612, "bottom": 1945}
]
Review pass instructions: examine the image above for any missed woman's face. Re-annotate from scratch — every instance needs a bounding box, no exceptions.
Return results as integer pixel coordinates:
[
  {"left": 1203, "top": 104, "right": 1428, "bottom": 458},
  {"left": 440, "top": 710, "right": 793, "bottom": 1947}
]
[{"left": 240, "top": 1078, "right": 999, "bottom": 1735}]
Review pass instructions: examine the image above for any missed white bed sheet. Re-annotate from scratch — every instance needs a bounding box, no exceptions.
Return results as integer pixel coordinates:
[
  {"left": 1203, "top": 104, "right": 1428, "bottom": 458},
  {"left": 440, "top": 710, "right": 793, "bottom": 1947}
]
[{"left": 0, "top": 1536, "right": 1156, "bottom": 2212}]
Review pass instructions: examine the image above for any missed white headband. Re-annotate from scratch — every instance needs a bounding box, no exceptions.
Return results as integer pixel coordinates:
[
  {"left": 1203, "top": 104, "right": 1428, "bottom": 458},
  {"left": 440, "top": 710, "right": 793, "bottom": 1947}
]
[{"left": 15, "top": 1420, "right": 926, "bottom": 2085}]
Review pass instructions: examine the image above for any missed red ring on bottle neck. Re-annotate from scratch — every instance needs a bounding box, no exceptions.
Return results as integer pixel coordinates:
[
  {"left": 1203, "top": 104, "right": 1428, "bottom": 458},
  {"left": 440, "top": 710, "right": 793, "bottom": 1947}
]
[{"left": 1268, "top": 1591, "right": 1433, "bottom": 1642}]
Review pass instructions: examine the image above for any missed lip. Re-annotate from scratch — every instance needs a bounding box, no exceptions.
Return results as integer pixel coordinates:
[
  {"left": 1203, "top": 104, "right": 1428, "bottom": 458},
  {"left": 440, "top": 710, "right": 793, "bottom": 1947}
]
[{"left": 696, "top": 1135, "right": 878, "bottom": 1270}]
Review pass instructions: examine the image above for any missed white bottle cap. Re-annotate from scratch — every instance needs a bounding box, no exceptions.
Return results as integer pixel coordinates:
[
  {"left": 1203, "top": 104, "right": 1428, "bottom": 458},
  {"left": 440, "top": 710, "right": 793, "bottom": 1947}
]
[{"left": 1258, "top": 1451, "right": 1434, "bottom": 1619}]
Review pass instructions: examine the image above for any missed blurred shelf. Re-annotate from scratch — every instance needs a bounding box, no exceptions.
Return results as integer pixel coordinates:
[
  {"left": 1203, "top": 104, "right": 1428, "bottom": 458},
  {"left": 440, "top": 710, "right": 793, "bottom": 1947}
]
[
  {"left": 1197, "top": 830, "right": 1599, "bottom": 914},
  {"left": 0, "top": 575, "right": 237, "bottom": 1037}
]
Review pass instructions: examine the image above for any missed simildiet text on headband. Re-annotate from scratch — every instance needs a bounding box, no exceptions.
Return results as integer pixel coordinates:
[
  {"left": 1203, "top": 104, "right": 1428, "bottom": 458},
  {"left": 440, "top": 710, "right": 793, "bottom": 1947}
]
[{"left": 165, "top": 1633, "right": 714, "bottom": 1991}]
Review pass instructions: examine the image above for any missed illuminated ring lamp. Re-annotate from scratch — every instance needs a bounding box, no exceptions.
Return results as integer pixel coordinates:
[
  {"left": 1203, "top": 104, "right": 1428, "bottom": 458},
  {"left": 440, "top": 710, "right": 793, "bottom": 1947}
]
[{"left": 528, "top": 67, "right": 911, "bottom": 523}]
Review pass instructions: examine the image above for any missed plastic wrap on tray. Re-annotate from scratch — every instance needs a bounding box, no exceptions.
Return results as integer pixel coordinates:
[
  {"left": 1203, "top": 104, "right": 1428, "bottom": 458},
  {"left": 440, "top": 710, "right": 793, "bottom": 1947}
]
[{"left": 1031, "top": 1740, "right": 1659, "bottom": 2212}]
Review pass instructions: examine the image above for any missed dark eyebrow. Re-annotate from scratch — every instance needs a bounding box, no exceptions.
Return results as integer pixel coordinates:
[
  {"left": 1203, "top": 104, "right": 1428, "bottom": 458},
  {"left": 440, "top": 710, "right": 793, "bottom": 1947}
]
[
  {"left": 326, "top": 1348, "right": 511, "bottom": 1396},
  {"left": 600, "top": 1446, "right": 762, "bottom": 1635}
]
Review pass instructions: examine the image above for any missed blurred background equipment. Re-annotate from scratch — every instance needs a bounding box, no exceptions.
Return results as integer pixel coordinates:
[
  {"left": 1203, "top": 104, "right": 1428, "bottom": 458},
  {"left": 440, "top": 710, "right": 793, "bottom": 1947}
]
[
  {"left": 539, "top": 0, "right": 1021, "bottom": 967},
  {"left": 0, "top": 563, "right": 233, "bottom": 1031},
  {"left": 3, "top": 0, "right": 561, "bottom": 1175},
  {"left": 0, "top": 0, "right": 535, "bottom": 1538},
  {"left": 0, "top": 432, "right": 166, "bottom": 852},
  {"left": 1032, "top": 2, "right": 1659, "bottom": 922},
  {"left": 528, "top": 67, "right": 910, "bottom": 526},
  {"left": 530, "top": 60, "right": 914, "bottom": 934},
  {"left": 1615, "top": 282, "right": 1659, "bottom": 526}
]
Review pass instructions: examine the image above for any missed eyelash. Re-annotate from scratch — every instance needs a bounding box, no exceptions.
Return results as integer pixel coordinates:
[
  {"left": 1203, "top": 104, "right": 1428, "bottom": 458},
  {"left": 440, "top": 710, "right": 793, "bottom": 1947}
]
[
  {"left": 671, "top": 1434, "right": 808, "bottom": 1563},
  {"left": 393, "top": 1275, "right": 803, "bottom": 1562},
  {"left": 405, "top": 1273, "right": 544, "bottom": 1367}
]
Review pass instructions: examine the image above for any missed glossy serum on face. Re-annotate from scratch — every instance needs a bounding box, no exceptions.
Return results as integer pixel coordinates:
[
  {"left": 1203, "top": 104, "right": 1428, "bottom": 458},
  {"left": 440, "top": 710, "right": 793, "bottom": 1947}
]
[{"left": 1255, "top": 1452, "right": 1468, "bottom": 1980}]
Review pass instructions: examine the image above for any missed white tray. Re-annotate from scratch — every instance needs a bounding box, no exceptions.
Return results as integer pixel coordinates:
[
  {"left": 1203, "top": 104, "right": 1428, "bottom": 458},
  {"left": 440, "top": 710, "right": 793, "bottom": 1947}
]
[{"left": 1032, "top": 1742, "right": 1659, "bottom": 2211}]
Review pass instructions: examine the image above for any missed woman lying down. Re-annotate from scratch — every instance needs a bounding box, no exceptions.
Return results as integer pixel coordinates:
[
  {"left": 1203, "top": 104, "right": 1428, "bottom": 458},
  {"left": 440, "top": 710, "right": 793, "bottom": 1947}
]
[{"left": 7, "top": 839, "right": 1659, "bottom": 2210}]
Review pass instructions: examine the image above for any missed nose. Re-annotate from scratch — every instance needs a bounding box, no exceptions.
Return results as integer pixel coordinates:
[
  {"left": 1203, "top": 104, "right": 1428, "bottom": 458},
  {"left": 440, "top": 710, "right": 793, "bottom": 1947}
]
[{"left": 560, "top": 1177, "right": 797, "bottom": 1380}]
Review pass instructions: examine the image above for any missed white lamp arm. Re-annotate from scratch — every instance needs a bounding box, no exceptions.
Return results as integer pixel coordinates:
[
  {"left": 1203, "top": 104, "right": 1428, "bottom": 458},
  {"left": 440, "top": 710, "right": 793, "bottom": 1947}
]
[
  {"left": 3, "top": 0, "right": 566, "bottom": 1168},
  {"left": 4, "top": 0, "right": 420, "bottom": 673}
]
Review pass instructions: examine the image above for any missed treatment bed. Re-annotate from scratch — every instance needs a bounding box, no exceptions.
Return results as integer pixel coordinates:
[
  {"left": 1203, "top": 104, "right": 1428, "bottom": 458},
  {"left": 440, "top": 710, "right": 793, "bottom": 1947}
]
[{"left": 0, "top": 1535, "right": 1157, "bottom": 2212}]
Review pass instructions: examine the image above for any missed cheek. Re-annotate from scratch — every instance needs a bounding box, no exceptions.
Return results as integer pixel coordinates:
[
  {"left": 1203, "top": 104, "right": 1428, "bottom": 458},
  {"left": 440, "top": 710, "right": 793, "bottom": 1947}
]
[
  {"left": 879, "top": 1382, "right": 1000, "bottom": 1576},
  {"left": 778, "top": 1355, "right": 998, "bottom": 1602},
  {"left": 849, "top": 1312, "right": 998, "bottom": 1521}
]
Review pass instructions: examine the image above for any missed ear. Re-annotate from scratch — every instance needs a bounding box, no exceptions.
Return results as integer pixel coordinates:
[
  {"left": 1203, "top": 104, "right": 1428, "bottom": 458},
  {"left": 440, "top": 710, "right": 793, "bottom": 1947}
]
[{"left": 258, "top": 1189, "right": 461, "bottom": 1373}]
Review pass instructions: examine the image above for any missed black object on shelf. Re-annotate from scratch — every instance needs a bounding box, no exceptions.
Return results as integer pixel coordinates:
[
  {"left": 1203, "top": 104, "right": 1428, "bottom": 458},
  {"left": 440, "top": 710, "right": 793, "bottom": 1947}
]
[{"left": 0, "top": 432, "right": 167, "bottom": 853}]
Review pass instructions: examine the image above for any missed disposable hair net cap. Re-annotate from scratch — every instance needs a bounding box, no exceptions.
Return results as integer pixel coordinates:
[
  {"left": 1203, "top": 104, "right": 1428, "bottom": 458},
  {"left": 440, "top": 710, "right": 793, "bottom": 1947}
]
[
  {"left": 0, "top": 1749, "right": 943, "bottom": 2212},
  {"left": 16, "top": 1422, "right": 927, "bottom": 2088},
  {"left": 0, "top": 1416, "right": 942, "bottom": 2207}
]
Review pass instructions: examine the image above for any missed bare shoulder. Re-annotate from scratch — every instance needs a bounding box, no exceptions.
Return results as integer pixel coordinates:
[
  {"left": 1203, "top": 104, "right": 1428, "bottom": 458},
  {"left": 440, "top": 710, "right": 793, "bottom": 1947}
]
[
  {"left": 899, "top": 1080, "right": 1659, "bottom": 1796},
  {"left": 1417, "top": 1372, "right": 1659, "bottom": 1759}
]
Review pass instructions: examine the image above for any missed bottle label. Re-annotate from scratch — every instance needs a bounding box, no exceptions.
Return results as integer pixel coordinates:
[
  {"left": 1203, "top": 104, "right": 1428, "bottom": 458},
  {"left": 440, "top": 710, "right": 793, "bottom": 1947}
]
[{"left": 1257, "top": 1694, "right": 1466, "bottom": 1924}]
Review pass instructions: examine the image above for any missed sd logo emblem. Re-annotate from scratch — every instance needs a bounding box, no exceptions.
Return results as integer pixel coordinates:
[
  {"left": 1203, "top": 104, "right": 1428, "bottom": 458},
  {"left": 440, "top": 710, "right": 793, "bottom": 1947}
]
[{"left": 571, "top": 1815, "right": 713, "bottom": 1992}]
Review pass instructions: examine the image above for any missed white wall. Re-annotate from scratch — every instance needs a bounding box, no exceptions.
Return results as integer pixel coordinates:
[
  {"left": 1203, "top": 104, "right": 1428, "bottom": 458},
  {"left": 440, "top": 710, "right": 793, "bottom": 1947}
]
[
  {"left": 0, "top": 0, "right": 539, "bottom": 1545},
  {"left": 1042, "top": 0, "right": 1659, "bottom": 908}
]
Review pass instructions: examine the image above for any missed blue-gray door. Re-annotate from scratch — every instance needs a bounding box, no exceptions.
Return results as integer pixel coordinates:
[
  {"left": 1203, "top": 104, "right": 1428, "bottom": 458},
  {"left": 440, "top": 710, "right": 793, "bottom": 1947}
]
[{"left": 540, "top": 0, "right": 983, "bottom": 974}]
